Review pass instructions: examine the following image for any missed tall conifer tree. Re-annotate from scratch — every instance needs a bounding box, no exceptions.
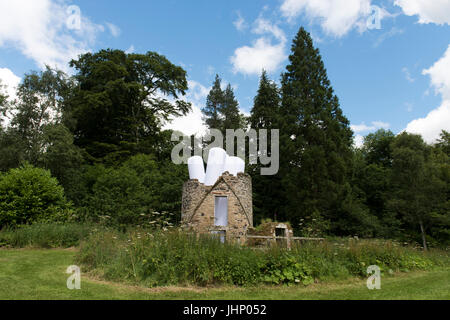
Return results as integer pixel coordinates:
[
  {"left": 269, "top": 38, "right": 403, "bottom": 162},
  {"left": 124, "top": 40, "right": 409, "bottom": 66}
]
[
  {"left": 249, "top": 70, "right": 279, "bottom": 129},
  {"left": 221, "top": 84, "right": 242, "bottom": 132},
  {"left": 249, "top": 70, "right": 283, "bottom": 223},
  {"left": 279, "top": 27, "right": 354, "bottom": 230},
  {"left": 202, "top": 74, "right": 224, "bottom": 130}
]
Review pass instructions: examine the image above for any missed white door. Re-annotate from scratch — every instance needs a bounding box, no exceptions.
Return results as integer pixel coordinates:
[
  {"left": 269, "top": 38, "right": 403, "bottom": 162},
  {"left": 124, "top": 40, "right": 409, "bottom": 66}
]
[{"left": 214, "top": 196, "right": 228, "bottom": 226}]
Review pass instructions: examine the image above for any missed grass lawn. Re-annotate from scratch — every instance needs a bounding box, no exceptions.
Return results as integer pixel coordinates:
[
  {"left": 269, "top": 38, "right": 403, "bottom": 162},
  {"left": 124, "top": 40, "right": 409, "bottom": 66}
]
[{"left": 0, "top": 248, "right": 448, "bottom": 300}]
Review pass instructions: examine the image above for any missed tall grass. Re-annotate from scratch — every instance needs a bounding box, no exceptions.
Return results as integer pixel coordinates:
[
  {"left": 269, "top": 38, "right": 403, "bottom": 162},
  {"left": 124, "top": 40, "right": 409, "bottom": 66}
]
[
  {"left": 76, "top": 229, "right": 449, "bottom": 287},
  {"left": 0, "top": 223, "right": 93, "bottom": 248}
]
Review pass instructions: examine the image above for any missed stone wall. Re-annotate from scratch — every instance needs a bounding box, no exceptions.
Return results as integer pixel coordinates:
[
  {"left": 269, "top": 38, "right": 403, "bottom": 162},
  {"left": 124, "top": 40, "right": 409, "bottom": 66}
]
[{"left": 181, "top": 172, "right": 253, "bottom": 243}]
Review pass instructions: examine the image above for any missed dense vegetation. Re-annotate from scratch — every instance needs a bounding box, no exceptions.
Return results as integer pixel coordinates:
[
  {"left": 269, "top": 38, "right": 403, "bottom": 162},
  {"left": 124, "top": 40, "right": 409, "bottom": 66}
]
[
  {"left": 1, "top": 223, "right": 447, "bottom": 288},
  {"left": 0, "top": 27, "right": 448, "bottom": 250},
  {"left": 75, "top": 229, "right": 447, "bottom": 287},
  {"left": 1, "top": 248, "right": 448, "bottom": 299}
]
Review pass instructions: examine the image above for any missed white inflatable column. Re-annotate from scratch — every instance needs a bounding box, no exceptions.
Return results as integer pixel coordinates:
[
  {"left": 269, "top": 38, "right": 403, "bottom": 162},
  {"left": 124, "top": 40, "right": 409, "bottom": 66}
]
[
  {"left": 204, "top": 147, "right": 227, "bottom": 186},
  {"left": 187, "top": 156, "right": 205, "bottom": 183},
  {"left": 223, "top": 156, "right": 245, "bottom": 176}
]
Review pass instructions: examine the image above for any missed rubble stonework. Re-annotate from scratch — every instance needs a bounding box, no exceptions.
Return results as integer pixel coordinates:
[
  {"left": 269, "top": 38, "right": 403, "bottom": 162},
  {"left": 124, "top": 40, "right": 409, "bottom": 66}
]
[{"left": 181, "top": 172, "right": 253, "bottom": 243}]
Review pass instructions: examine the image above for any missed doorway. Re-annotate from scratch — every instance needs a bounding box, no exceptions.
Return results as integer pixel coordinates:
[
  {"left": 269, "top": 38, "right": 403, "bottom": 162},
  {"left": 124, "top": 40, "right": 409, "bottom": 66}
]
[{"left": 214, "top": 196, "right": 228, "bottom": 227}]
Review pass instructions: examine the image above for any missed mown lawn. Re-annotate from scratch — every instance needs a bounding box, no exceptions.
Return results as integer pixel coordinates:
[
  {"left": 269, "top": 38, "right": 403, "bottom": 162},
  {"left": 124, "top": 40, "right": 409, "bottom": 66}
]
[{"left": 0, "top": 248, "right": 448, "bottom": 300}]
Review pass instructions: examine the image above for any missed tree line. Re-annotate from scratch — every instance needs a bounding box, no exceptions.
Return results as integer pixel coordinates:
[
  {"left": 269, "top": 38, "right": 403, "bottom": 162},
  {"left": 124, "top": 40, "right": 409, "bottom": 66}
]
[{"left": 0, "top": 27, "right": 448, "bottom": 247}]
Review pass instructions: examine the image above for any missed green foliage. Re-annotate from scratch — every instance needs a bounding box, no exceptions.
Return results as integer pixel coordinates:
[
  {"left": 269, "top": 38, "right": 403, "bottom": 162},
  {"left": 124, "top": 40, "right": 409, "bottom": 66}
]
[
  {"left": 221, "top": 84, "right": 244, "bottom": 131},
  {"left": 248, "top": 71, "right": 284, "bottom": 223},
  {"left": 1, "top": 248, "right": 449, "bottom": 299},
  {"left": 201, "top": 74, "right": 244, "bottom": 134},
  {"left": 261, "top": 251, "right": 313, "bottom": 285},
  {"left": 202, "top": 74, "right": 224, "bottom": 130},
  {"left": 277, "top": 27, "right": 354, "bottom": 230},
  {"left": 66, "top": 49, "right": 191, "bottom": 162},
  {"left": 0, "top": 80, "right": 9, "bottom": 129},
  {"left": 77, "top": 230, "right": 264, "bottom": 286},
  {"left": 389, "top": 132, "right": 433, "bottom": 249},
  {"left": 0, "top": 164, "right": 71, "bottom": 227},
  {"left": 0, "top": 223, "right": 92, "bottom": 248},
  {"left": 77, "top": 154, "right": 187, "bottom": 228},
  {"left": 436, "top": 130, "right": 450, "bottom": 156},
  {"left": 297, "top": 210, "right": 330, "bottom": 237},
  {"left": 362, "top": 129, "right": 395, "bottom": 167},
  {"left": 0, "top": 129, "right": 26, "bottom": 171},
  {"left": 76, "top": 230, "right": 448, "bottom": 287},
  {"left": 9, "top": 67, "right": 73, "bottom": 165},
  {"left": 249, "top": 70, "right": 280, "bottom": 129},
  {"left": 39, "top": 124, "right": 84, "bottom": 188}
]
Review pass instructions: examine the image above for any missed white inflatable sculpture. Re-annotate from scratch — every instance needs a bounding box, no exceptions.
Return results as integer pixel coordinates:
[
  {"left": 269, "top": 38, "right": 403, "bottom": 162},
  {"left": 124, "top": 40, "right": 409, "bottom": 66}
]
[
  {"left": 187, "top": 156, "right": 205, "bottom": 184},
  {"left": 187, "top": 148, "right": 245, "bottom": 186},
  {"left": 204, "top": 147, "right": 227, "bottom": 186},
  {"left": 223, "top": 155, "right": 245, "bottom": 176}
]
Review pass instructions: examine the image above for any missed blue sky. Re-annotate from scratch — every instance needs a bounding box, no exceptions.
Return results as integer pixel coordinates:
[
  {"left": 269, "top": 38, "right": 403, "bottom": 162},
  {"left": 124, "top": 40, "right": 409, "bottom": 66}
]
[{"left": 0, "top": 0, "right": 449, "bottom": 145}]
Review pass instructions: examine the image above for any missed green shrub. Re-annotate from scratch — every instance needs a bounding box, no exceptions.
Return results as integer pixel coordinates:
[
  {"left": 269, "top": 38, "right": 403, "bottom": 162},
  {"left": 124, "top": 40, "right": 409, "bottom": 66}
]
[
  {"left": 78, "top": 154, "right": 187, "bottom": 228},
  {"left": 0, "top": 223, "right": 93, "bottom": 248},
  {"left": 0, "top": 164, "right": 71, "bottom": 227},
  {"left": 76, "top": 231, "right": 449, "bottom": 288},
  {"left": 261, "top": 250, "right": 313, "bottom": 285},
  {"left": 77, "top": 230, "right": 265, "bottom": 286}
]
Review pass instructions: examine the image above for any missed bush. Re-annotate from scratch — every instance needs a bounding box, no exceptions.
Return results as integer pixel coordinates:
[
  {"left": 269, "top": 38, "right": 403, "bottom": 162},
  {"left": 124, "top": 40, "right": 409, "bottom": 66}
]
[
  {"left": 0, "top": 223, "right": 93, "bottom": 248},
  {"left": 0, "top": 164, "right": 71, "bottom": 227},
  {"left": 76, "top": 230, "right": 449, "bottom": 288},
  {"left": 76, "top": 230, "right": 265, "bottom": 286},
  {"left": 78, "top": 154, "right": 187, "bottom": 228}
]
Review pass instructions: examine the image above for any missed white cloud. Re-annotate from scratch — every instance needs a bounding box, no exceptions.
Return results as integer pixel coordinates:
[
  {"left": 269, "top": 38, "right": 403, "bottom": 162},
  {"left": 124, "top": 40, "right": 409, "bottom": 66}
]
[
  {"left": 351, "top": 121, "right": 390, "bottom": 133},
  {"left": 164, "top": 103, "right": 208, "bottom": 136},
  {"left": 233, "top": 12, "right": 247, "bottom": 31},
  {"left": 187, "top": 80, "right": 210, "bottom": 102},
  {"left": 280, "top": 0, "right": 376, "bottom": 37},
  {"left": 373, "top": 27, "right": 404, "bottom": 48},
  {"left": 125, "top": 45, "right": 135, "bottom": 54},
  {"left": 371, "top": 121, "right": 390, "bottom": 129},
  {"left": 351, "top": 123, "right": 375, "bottom": 132},
  {"left": 405, "top": 101, "right": 450, "bottom": 143},
  {"left": 231, "top": 38, "right": 286, "bottom": 75},
  {"left": 422, "top": 45, "right": 450, "bottom": 101},
  {"left": 106, "top": 22, "right": 121, "bottom": 37},
  {"left": 395, "top": 0, "right": 450, "bottom": 25},
  {"left": 405, "top": 102, "right": 413, "bottom": 112},
  {"left": 0, "top": 68, "right": 21, "bottom": 101},
  {"left": 253, "top": 17, "right": 286, "bottom": 42},
  {"left": 354, "top": 134, "right": 365, "bottom": 148},
  {"left": 163, "top": 80, "right": 210, "bottom": 136},
  {"left": 230, "top": 18, "right": 287, "bottom": 75},
  {"left": 402, "top": 67, "right": 415, "bottom": 83},
  {"left": 0, "top": 67, "right": 21, "bottom": 126},
  {"left": 405, "top": 45, "right": 450, "bottom": 143},
  {"left": 0, "top": 0, "right": 105, "bottom": 72}
]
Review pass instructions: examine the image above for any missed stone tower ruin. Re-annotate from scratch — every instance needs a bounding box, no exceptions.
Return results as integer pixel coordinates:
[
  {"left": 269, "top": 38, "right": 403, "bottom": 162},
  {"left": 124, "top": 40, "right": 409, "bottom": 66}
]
[{"left": 180, "top": 148, "right": 253, "bottom": 243}]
